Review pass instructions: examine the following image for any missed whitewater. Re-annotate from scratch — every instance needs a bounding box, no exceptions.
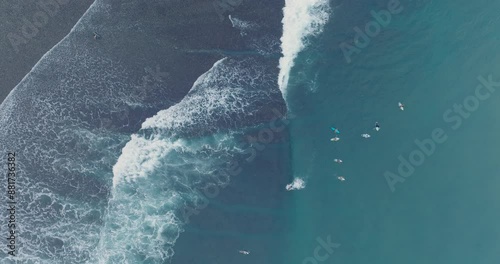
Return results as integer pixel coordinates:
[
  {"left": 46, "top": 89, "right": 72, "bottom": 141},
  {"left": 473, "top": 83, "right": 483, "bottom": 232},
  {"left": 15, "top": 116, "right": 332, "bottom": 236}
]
[{"left": 278, "top": 0, "right": 331, "bottom": 95}]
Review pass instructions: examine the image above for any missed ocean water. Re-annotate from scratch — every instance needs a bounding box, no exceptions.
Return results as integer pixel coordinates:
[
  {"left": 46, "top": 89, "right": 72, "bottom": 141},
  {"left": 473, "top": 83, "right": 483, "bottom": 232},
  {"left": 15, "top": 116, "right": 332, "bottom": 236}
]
[
  {"left": 0, "top": 0, "right": 286, "bottom": 262},
  {"left": 283, "top": 0, "right": 500, "bottom": 263},
  {"left": 1, "top": 0, "right": 500, "bottom": 263}
]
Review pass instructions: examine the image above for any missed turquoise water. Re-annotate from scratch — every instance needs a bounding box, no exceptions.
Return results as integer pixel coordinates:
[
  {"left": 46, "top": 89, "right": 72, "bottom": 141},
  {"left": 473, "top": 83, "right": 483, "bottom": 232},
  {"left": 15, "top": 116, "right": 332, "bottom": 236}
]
[{"left": 284, "top": 0, "right": 500, "bottom": 263}]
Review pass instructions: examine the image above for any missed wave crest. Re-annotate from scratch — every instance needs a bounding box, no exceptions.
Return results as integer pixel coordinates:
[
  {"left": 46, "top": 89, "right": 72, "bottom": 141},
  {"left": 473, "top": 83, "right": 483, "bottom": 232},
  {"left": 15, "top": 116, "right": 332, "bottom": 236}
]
[{"left": 278, "top": 0, "right": 331, "bottom": 95}]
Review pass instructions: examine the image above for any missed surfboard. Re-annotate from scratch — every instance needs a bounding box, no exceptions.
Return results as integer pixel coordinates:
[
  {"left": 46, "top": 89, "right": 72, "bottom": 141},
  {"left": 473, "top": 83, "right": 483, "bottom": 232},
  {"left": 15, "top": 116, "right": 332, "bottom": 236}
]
[{"left": 398, "top": 102, "right": 404, "bottom": 111}]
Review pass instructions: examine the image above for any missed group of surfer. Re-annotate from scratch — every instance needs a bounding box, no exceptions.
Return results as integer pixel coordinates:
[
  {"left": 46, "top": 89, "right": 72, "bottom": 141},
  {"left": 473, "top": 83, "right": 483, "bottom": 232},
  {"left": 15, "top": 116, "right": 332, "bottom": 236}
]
[
  {"left": 245, "top": 103, "right": 406, "bottom": 254},
  {"left": 331, "top": 102, "right": 405, "bottom": 182}
]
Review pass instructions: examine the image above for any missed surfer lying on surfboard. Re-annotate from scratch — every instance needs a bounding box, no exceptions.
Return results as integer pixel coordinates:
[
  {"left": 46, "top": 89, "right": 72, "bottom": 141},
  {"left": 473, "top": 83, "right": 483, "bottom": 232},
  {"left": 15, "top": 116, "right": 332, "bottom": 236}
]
[
  {"left": 331, "top": 127, "right": 340, "bottom": 134},
  {"left": 398, "top": 102, "right": 405, "bottom": 111}
]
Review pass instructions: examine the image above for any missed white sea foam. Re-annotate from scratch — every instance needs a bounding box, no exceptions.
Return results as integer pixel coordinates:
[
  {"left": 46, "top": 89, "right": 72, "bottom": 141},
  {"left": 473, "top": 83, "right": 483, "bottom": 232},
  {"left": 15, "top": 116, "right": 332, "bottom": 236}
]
[
  {"left": 97, "top": 129, "right": 240, "bottom": 263},
  {"left": 278, "top": 0, "right": 331, "bottom": 95},
  {"left": 286, "top": 177, "right": 306, "bottom": 191},
  {"left": 142, "top": 57, "right": 277, "bottom": 134},
  {"left": 97, "top": 56, "right": 273, "bottom": 263},
  {"left": 112, "top": 134, "right": 185, "bottom": 187},
  {"left": 140, "top": 58, "right": 238, "bottom": 132},
  {"left": 0, "top": 3, "right": 280, "bottom": 260},
  {"left": 0, "top": 1, "right": 138, "bottom": 262}
]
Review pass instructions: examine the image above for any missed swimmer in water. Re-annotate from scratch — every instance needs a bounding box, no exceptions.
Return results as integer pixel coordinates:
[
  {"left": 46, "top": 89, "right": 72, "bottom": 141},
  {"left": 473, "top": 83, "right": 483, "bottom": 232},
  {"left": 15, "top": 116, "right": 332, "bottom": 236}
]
[
  {"left": 337, "top": 176, "right": 345, "bottom": 182},
  {"left": 239, "top": 250, "right": 250, "bottom": 255},
  {"left": 330, "top": 136, "right": 340, "bottom": 142},
  {"left": 334, "top": 159, "right": 343, "bottom": 164},
  {"left": 398, "top": 102, "right": 405, "bottom": 111},
  {"left": 361, "top": 133, "right": 371, "bottom": 138},
  {"left": 374, "top": 122, "right": 380, "bottom": 131}
]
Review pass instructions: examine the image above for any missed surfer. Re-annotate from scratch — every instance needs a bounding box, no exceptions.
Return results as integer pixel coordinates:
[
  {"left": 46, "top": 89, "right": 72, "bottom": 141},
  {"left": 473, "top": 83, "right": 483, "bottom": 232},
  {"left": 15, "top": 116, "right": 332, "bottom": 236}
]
[
  {"left": 239, "top": 250, "right": 250, "bottom": 255},
  {"left": 93, "top": 32, "right": 101, "bottom": 40},
  {"left": 361, "top": 133, "right": 371, "bottom": 138},
  {"left": 334, "top": 159, "right": 343, "bottom": 164},
  {"left": 398, "top": 102, "right": 405, "bottom": 111},
  {"left": 331, "top": 127, "right": 340, "bottom": 134},
  {"left": 374, "top": 122, "right": 380, "bottom": 131},
  {"left": 337, "top": 176, "right": 345, "bottom": 182},
  {"left": 286, "top": 178, "right": 305, "bottom": 191},
  {"left": 330, "top": 136, "right": 340, "bottom": 142}
]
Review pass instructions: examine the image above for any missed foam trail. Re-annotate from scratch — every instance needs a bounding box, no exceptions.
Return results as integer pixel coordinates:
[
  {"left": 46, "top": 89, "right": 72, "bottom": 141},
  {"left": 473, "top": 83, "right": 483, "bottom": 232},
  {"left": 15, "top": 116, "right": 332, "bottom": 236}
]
[{"left": 278, "top": 0, "right": 331, "bottom": 95}]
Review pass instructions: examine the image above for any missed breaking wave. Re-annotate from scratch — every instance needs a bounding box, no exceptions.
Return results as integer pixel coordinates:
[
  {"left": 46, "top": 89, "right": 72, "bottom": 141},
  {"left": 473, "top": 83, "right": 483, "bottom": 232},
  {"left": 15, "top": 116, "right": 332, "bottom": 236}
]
[
  {"left": 94, "top": 56, "right": 283, "bottom": 263},
  {"left": 0, "top": 0, "right": 285, "bottom": 263},
  {"left": 278, "top": 0, "right": 331, "bottom": 95}
]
